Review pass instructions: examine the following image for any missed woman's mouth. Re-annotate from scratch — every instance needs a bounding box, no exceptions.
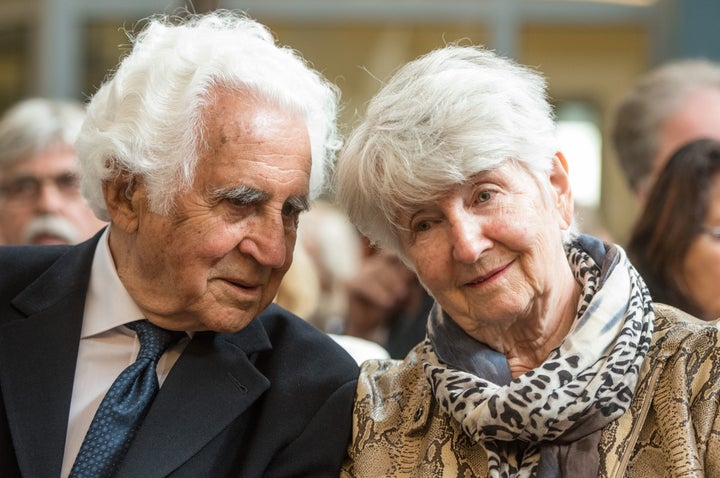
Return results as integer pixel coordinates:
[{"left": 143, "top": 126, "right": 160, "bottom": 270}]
[{"left": 464, "top": 261, "right": 513, "bottom": 286}]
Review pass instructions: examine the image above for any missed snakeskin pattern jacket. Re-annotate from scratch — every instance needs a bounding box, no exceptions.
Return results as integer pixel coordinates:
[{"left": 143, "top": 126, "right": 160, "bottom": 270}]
[{"left": 341, "top": 304, "right": 720, "bottom": 477}]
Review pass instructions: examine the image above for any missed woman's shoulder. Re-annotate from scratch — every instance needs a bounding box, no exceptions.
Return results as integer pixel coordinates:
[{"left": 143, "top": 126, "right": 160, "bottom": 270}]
[
  {"left": 647, "top": 302, "right": 720, "bottom": 406},
  {"left": 353, "top": 342, "right": 436, "bottom": 438},
  {"left": 620, "top": 302, "right": 720, "bottom": 476},
  {"left": 653, "top": 302, "right": 717, "bottom": 328},
  {"left": 651, "top": 302, "right": 720, "bottom": 360},
  {"left": 346, "top": 342, "right": 488, "bottom": 477},
  {"left": 357, "top": 342, "right": 428, "bottom": 399}
]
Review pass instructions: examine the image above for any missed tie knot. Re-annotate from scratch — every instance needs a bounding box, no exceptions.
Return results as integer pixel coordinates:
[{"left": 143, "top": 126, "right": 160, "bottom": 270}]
[{"left": 126, "top": 319, "right": 185, "bottom": 361}]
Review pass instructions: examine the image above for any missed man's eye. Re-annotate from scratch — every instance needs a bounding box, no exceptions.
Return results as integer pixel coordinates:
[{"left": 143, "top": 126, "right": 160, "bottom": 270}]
[
  {"left": 55, "top": 174, "right": 81, "bottom": 192},
  {"left": 12, "top": 179, "right": 38, "bottom": 194},
  {"left": 1, "top": 178, "right": 39, "bottom": 198},
  {"left": 227, "top": 197, "right": 249, "bottom": 208},
  {"left": 281, "top": 204, "right": 295, "bottom": 217}
]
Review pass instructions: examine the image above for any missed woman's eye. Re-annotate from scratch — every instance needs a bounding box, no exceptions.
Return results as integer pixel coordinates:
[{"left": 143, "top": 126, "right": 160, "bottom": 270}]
[
  {"left": 476, "top": 190, "right": 494, "bottom": 203},
  {"left": 413, "top": 220, "right": 432, "bottom": 233}
]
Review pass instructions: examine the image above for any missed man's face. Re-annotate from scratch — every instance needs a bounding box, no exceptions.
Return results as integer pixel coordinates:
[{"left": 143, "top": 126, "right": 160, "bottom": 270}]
[
  {"left": 640, "top": 88, "right": 720, "bottom": 203},
  {"left": 115, "top": 91, "right": 312, "bottom": 333},
  {"left": 0, "top": 148, "right": 105, "bottom": 245}
]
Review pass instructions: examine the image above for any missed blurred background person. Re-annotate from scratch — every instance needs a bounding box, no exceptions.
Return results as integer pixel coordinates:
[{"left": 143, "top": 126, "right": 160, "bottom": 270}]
[
  {"left": 627, "top": 138, "right": 720, "bottom": 321},
  {"left": 612, "top": 59, "right": 720, "bottom": 206},
  {"left": 343, "top": 239, "right": 433, "bottom": 359},
  {"left": 296, "top": 199, "right": 362, "bottom": 334},
  {"left": 0, "top": 98, "right": 106, "bottom": 245},
  {"left": 273, "top": 236, "right": 323, "bottom": 321},
  {"left": 296, "top": 199, "right": 431, "bottom": 359},
  {"left": 288, "top": 200, "right": 391, "bottom": 363},
  {"left": 274, "top": 232, "right": 390, "bottom": 364}
]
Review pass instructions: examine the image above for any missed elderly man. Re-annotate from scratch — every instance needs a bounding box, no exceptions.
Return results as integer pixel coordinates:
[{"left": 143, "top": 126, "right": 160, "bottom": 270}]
[
  {"left": 0, "top": 98, "right": 106, "bottom": 245},
  {"left": 0, "top": 11, "right": 358, "bottom": 478},
  {"left": 613, "top": 58, "right": 720, "bottom": 205}
]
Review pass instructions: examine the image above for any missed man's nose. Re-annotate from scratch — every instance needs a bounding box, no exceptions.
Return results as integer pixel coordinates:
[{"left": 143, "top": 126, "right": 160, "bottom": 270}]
[
  {"left": 35, "top": 182, "right": 66, "bottom": 213},
  {"left": 238, "top": 213, "right": 289, "bottom": 269}
]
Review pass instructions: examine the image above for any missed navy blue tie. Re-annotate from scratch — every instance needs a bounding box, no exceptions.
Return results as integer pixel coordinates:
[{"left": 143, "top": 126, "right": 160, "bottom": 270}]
[{"left": 69, "top": 319, "right": 184, "bottom": 478}]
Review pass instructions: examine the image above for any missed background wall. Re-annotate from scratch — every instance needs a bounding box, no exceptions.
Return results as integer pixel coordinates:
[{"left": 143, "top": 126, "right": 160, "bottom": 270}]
[{"left": 1, "top": 0, "right": 719, "bottom": 243}]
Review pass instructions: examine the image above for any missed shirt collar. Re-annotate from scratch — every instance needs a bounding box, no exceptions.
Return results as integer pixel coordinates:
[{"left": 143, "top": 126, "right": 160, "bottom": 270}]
[{"left": 82, "top": 227, "right": 145, "bottom": 339}]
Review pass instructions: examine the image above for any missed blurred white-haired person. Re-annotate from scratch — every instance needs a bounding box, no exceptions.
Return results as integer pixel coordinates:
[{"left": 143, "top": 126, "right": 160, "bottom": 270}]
[
  {"left": 0, "top": 98, "right": 106, "bottom": 245},
  {"left": 613, "top": 58, "right": 720, "bottom": 205},
  {"left": 336, "top": 45, "right": 720, "bottom": 477}
]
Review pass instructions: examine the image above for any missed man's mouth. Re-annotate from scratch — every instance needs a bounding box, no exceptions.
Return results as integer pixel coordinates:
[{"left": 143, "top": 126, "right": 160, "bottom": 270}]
[{"left": 30, "top": 233, "right": 71, "bottom": 246}]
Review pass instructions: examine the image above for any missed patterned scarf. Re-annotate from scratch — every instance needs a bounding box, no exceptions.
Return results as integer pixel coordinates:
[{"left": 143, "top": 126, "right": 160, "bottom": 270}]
[{"left": 421, "top": 236, "right": 654, "bottom": 478}]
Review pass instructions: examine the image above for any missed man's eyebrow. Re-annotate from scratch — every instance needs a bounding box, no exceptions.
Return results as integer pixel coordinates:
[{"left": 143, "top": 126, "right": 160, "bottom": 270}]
[
  {"left": 210, "top": 185, "right": 269, "bottom": 204},
  {"left": 286, "top": 195, "right": 310, "bottom": 213},
  {"left": 209, "top": 186, "right": 309, "bottom": 213}
]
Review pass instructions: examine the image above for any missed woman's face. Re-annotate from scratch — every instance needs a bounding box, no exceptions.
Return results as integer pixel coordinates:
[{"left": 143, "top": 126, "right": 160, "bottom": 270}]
[
  {"left": 682, "top": 173, "right": 720, "bottom": 320},
  {"left": 398, "top": 158, "right": 574, "bottom": 339}
]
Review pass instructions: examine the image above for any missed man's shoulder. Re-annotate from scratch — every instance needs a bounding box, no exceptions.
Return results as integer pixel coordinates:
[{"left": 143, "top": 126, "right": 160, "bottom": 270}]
[
  {"left": 0, "top": 244, "right": 73, "bottom": 296},
  {"left": 255, "top": 303, "right": 360, "bottom": 378},
  {"left": 0, "top": 243, "right": 71, "bottom": 266},
  {"left": 255, "top": 302, "right": 347, "bottom": 344}
]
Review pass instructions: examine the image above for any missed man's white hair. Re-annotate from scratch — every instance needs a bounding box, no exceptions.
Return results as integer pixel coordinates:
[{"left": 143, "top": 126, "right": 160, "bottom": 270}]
[{"left": 77, "top": 10, "right": 341, "bottom": 221}]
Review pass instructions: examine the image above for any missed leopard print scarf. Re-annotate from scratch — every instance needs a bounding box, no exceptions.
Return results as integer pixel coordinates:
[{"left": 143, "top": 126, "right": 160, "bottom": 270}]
[{"left": 422, "top": 238, "right": 654, "bottom": 478}]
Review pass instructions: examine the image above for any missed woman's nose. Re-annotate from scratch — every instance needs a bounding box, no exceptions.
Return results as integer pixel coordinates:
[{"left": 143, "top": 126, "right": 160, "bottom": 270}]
[{"left": 450, "top": 215, "right": 490, "bottom": 264}]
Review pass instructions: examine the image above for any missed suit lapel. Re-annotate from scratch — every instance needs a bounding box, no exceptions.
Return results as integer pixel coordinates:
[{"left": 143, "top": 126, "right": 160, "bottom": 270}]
[
  {"left": 0, "top": 236, "right": 99, "bottom": 477},
  {"left": 116, "top": 319, "right": 273, "bottom": 478}
]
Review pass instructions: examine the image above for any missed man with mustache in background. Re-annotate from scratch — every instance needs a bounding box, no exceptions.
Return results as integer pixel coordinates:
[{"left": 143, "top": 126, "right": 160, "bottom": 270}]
[{"left": 0, "top": 98, "right": 106, "bottom": 245}]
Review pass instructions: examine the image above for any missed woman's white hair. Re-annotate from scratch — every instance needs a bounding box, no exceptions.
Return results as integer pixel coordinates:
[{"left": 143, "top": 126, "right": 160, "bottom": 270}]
[
  {"left": 78, "top": 10, "right": 341, "bottom": 221},
  {"left": 335, "top": 45, "right": 562, "bottom": 255}
]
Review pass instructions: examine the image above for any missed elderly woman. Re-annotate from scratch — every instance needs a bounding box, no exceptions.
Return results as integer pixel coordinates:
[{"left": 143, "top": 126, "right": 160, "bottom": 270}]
[
  {"left": 627, "top": 138, "right": 720, "bottom": 321},
  {"left": 335, "top": 45, "right": 720, "bottom": 477}
]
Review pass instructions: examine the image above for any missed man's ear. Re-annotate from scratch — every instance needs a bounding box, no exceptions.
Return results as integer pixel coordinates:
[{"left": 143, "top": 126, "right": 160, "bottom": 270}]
[
  {"left": 549, "top": 152, "right": 574, "bottom": 228},
  {"left": 103, "top": 173, "right": 140, "bottom": 233}
]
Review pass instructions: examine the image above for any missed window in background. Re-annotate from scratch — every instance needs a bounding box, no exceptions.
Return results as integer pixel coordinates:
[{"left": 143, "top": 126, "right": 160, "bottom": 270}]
[
  {"left": 0, "top": 24, "right": 30, "bottom": 112},
  {"left": 556, "top": 100, "right": 602, "bottom": 209},
  {"left": 83, "top": 19, "right": 137, "bottom": 99}
]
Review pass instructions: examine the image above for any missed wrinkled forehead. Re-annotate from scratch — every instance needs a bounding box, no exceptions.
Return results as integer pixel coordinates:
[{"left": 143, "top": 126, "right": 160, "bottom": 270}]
[
  {"left": 0, "top": 146, "right": 79, "bottom": 177},
  {"left": 386, "top": 157, "right": 517, "bottom": 207},
  {"left": 390, "top": 158, "right": 547, "bottom": 216}
]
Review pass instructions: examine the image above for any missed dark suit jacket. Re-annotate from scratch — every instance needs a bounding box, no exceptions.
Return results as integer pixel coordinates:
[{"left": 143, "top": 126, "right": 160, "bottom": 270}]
[{"left": 0, "top": 232, "right": 359, "bottom": 477}]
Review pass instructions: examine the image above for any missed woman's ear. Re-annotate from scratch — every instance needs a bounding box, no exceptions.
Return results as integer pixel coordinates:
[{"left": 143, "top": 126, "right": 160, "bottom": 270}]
[
  {"left": 102, "top": 173, "right": 141, "bottom": 234},
  {"left": 550, "top": 152, "right": 574, "bottom": 228}
]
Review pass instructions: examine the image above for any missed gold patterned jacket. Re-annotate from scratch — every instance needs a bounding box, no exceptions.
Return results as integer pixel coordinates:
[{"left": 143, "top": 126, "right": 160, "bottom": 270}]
[{"left": 341, "top": 304, "right": 720, "bottom": 477}]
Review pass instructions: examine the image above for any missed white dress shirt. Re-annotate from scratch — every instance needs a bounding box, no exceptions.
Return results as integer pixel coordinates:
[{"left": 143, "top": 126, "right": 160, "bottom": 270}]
[{"left": 60, "top": 229, "right": 188, "bottom": 477}]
